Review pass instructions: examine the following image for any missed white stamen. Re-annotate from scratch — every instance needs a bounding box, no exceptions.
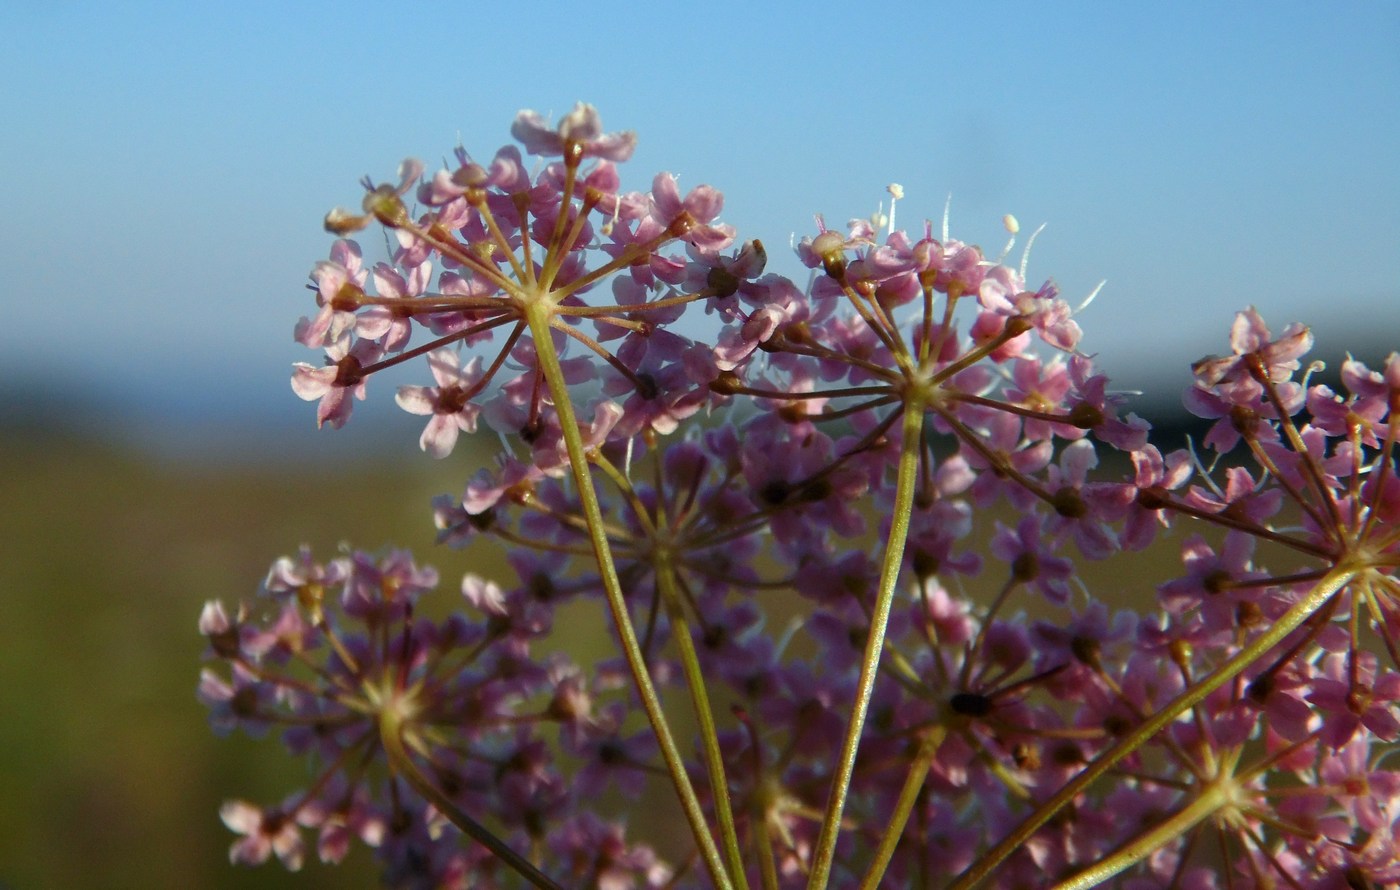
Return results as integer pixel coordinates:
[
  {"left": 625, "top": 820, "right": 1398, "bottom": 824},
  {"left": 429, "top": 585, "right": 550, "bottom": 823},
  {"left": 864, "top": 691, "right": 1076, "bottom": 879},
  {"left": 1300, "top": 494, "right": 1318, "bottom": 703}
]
[
  {"left": 1019, "top": 223, "right": 1047, "bottom": 280},
  {"left": 1076, "top": 280, "right": 1106, "bottom": 314},
  {"left": 871, "top": 202, "right": 888, "bottom": 234},
  {"left": 601, "top": 195, "right": 621, "bottom": 237},
  {"left": 995, "top": 213, "right": 1019, "bottom": 263},
  {"left": 887, "top": 183, "right": 904, "bottom": 232}
]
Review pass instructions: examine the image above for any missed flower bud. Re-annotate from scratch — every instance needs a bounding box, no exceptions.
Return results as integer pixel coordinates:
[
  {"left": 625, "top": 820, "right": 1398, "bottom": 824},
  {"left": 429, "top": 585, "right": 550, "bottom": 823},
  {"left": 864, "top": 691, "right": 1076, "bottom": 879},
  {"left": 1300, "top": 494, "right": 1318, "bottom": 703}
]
[{"left": 324, "top": 207, "right": 371, "bottom": 235}]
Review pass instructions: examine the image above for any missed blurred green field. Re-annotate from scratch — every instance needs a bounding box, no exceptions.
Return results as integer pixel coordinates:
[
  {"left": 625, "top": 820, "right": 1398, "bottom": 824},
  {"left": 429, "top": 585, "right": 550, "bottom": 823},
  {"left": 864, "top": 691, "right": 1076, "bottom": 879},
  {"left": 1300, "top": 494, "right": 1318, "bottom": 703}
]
[{"left": 0, "top": 428, "right": 507, "bottom": 888}]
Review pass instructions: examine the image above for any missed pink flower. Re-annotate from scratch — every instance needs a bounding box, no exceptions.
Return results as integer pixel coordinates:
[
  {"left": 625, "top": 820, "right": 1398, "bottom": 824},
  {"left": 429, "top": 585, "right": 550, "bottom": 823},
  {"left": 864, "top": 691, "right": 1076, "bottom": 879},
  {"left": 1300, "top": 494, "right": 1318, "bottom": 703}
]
[
  {"left": 290, "top": 336, "right": 383, "bottom": 429},
  {"left": 1191, "top": 306, "right": 1313, "bottom": 388},
  {"left": 1087, "top": 444, "right": 1193, "bottom": 551},
  {"left": 1042, "top": 439, "right": 1119, "bottom": 560},
  {"left": 1306, "top": 356, "right": 1395, "bottom": 448},
  {"left": 1308, "top": 652, "right": 1400, "bottom": 749},
  {"left": 647, "top": 172, "right": 734, "bottom": 251},
  {"left": 990, "top": 514, "right": 1075, "bottom": 603},
  {"left": 1066, "top": 354, "right": 1151, "bottom": 451},
  {"left": 295, "top": 239, "right": 372, "bottom": 348},
  {"left": 1158, "top": 531, "right": 1267, "bottom": 628},
  {"left": 220, "top": 800, "right": 306, "bottom": 870},
  {"left": 1022, "top": 283, "right": 1080, "bottom": 349},
  {"left": 510, "top": 102, "right": 636, "bottom": 161},
  {"left": 395, "top": 349, "right": 485, "bottom": 458}
]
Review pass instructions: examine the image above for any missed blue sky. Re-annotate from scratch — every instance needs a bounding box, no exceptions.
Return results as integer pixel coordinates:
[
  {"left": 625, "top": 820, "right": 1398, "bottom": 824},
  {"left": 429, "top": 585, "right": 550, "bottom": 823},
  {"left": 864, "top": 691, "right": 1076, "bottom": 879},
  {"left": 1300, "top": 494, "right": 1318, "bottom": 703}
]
[{"left": 3, "top": 2, "right": 1398, "bottom": 452}]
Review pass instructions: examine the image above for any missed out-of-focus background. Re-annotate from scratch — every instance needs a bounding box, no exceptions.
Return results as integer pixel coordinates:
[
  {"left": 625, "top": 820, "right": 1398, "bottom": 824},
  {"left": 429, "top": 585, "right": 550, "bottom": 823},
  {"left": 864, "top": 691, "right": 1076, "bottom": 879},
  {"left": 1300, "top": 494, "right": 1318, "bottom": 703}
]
[{"left": 2, "top": 2, "right": 1397, "bottom": 886}]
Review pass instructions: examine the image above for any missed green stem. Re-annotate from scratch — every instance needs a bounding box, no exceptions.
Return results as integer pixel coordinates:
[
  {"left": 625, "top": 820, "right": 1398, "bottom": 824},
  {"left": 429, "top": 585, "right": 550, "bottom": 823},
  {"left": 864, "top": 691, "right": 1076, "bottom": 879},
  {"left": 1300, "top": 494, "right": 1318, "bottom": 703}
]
[
  {"left": 522, "top": 301, "right": 733, "bottom": 890},
  {"left": 807, "top": 403, "right": 925, "bottom": 889},
  {"left": 1049, "top": 779, "right": 1233, "bottom": 890},
  {"left": 858, "top": 726, "right": 944, "bottom": 890},
  {"left": 378, "top": 710, "right": 562, "bottom": 890},
  {"left": 947, "top": 562, "right": 1358, "bottom": 889},
  {"left": 754, "top": 812, "right": 780, "bottom": 890},
  {"left": 657, "top": 560, "right": 750, "bottom": 889}
]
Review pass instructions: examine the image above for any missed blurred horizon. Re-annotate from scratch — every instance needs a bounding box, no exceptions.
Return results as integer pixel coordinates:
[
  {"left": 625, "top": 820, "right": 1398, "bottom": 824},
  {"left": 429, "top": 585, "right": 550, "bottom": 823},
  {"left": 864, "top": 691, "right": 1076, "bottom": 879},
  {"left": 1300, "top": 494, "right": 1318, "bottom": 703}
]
[{"left": 6, "top": 313, "right": 1395, "bottom": 466}]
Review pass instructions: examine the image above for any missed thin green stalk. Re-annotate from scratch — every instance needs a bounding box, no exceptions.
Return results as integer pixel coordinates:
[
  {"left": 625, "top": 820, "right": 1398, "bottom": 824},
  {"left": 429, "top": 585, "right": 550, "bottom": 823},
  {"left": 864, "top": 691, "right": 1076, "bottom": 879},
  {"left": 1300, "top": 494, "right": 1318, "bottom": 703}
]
[
  {"left": 858, "top": 726, "right": 944, "bottom": 890},
  {"left": 754, "top": 813, "right": 780, "bottom": 890},
  {"left": 379, "top": 710, "right": 563, "bottom": 890},
  {"left": 657, "top": 560, "right": 750, "bottom": 889},
  {"left": 522, "top": 302, "right": 732, "bottom": 890},
  {"left": 947, "top": 562, "right": 1358, "bottom": 889},
  {"left": 807, "top": 403, "right": 925, "bottom": 889},
  {"left": 1048, "top": 779, "right": 1235, "bottom": 890}
]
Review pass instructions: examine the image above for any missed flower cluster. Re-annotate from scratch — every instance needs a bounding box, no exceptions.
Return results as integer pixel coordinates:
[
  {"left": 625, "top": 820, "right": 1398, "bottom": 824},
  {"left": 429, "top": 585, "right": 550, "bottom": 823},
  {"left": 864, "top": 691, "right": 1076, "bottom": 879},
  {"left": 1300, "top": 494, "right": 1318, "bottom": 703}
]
[
  {"left": 200, "top": 546, "right": 670, "bottom": 887},
  {"left": 200, "top": 105, "right": 1400, "bottom": 888}
]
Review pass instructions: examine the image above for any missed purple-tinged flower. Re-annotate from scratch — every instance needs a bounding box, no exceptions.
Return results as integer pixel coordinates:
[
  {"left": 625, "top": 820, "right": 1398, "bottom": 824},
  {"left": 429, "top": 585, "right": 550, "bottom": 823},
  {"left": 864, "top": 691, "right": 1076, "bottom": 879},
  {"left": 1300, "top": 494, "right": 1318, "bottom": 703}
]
[
  {"left": 989, "top": 514, "right": 1075, "bottom": 603},
  {"left": 604, "top": 338, "right": 707, "bottom": 437},
  {"left": 547, "top": 812, "right": 671, "bottom": 889},
  {"left": 684, "top": 238, "right": 768, "bottom": 314},
  {"left": 903, "top": 499, "right": 982, "bottom": 581},
  {"left": 1182, "top": 464, "right": 1284, "bottom": 526},
  {"left": 1318, "top": 735, "right": 1400, "bottom": 833},
  {"left": 1237, "top": 659, "right": 1318, "bottom": 743},
  {"left": 510, "top": 102, "right": 637, "bottom": 161},
  {"left": 912, "top": 578, "right": 977, "bottom": 647},
  {"left": 262, "top": 546, "right": 350, "bottom": 611},
  {"left": 565, "top": 706, "right": 657, "bottom": 802},
  {"left": 1158, "top": 532, "right": 1268, "bottom": 629},
  {"left": 342, "top": 549, "right": 438, "bottom": 620},
  {"left": 198, "top": 599, "right": 277, "bottom": 662},
  {"left": 1003, "top": 355, "right": 1076, "bottom": 440},
  {"left": 198, "top": 663, "right": 274, "bottom": 738},
  {"left": 308, "top": 790, "right": 386, "bottom": 866},
  {"left": 290, "top": 335, "right": 383, "bottom": 429},
  {"left": 968, "top": 309, "right": 1032, "bottom": 364},
  {"left": 647, "top": 172, "right": 734, "bottom": 252},
  {"left": 1306, "top": 356, "right": 1395, "bottom": 448},
  {"left": 907, "top": 232, "right": 988, "bottom": 297},
  {"left": 395, "top": 349, "right": 485, "bottom": 458},
  {"left": 366, "top": 259, "right": 430, "bottom": 351},
  {"left": 296, "top": 239, "right": 382, "bottom": 348},
  {"left": 324, "top": 158, "right": 423, "bottom": 235},
  {"left": 1184, "top": 309, "right": 1312, "bottom": 451},
  {"left": 1087, "top": 444, "right": 1193, "bottom": 551},
  {"left": 1031, "top": 599, "right": 1134, "bottom": 695},
  {"left": 220, "top": 799, "right": 307, "bottom": 870},
  {"left": 1000, "top": 280, "right": 1082, "bottom": 352},
  {"left": 1066, "top": 354, "right": 1150, "bottom": 452},
  {"left": 1042, "top": 439, "right": 1119, "bottom": 560},
  {"left": 482, "top": 339, "right": 595, "bottom": 445},
  {"left": 1191, "top": 306, "right": 1313, "bottom": 389},
  {"left": 1307, "top": 652, "right": 1400, "bottom": 749}
]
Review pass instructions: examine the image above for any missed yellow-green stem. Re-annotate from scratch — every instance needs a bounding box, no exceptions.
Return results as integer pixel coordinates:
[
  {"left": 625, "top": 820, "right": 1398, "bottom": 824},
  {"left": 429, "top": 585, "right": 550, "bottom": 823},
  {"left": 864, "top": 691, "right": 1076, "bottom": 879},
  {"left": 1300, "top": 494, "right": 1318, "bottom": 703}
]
[
  {"left": 807, "top": 403, "right": 925, "bottom": 889},
  {"left": 1049, "top": 778, "right": 1235, "bottom": 890},
  {"left": 657, "top": 559, "right": 749, "bottom": 889},
  {"left": 859, "top": 726, "right": 944, "bottom": 890},
  {"left": 948, "top": 562, "right": 1358, "bottom": 889},
  {"left": 522, "top": 302, "right": 732, "bottom": 890},
  {"left": 379, "top": 710, "right": 562, "bottom": 890},
  {"left": 754, "top": 811, "right": 780, "bottom": 890}
]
